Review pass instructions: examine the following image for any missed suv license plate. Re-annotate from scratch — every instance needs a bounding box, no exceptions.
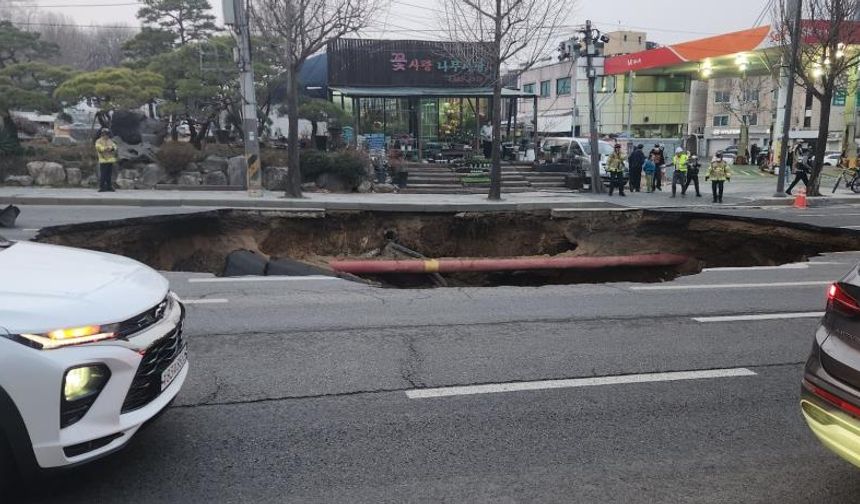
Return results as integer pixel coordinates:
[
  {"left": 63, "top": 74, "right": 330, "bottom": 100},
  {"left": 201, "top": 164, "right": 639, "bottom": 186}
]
[{"left": 161, "top": 348, "right": 187, "bottom": 391}]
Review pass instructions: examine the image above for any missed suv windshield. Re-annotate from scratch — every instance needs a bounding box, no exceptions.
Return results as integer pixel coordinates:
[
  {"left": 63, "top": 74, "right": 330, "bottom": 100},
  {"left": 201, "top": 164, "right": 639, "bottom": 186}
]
[{"left": 582, "top": 142, "right": 615, "bottom": 156}]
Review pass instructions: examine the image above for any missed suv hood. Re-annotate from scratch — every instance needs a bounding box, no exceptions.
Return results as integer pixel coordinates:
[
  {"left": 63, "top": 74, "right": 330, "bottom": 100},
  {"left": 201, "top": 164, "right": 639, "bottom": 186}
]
[{"left": 0, "top": 241, "right": 168, "bottom": 334}]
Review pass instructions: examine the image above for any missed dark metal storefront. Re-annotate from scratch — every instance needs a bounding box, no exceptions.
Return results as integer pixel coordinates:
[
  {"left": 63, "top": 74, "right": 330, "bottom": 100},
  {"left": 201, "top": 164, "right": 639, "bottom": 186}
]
[{"left": 327, "top": 39, "right": 537, "bottom": 160}]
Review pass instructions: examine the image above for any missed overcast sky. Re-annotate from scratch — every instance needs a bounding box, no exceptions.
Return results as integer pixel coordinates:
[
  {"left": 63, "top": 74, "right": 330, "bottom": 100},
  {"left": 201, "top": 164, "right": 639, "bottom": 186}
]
[{"left": 7, "top": 0, "right": 772, "bottom": 46}]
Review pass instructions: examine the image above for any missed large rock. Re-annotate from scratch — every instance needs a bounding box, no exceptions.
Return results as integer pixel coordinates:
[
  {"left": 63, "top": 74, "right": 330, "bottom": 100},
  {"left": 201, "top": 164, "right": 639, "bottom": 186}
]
[
  {"left": 204, "top": 170, "right": 228, "bottom": 186},
  {"left": 65, "top": 167, "right": 82, "bottom": 187},
  {"left": 200, "top": 155, "right": 228, "bottom": 173},
  {"left": 139, "top": 164, "right": 168, "bottom": 188},
  {"left": 4, "top": 175, "right": 33, "bottom": 187},
  {"left": 119, "top": 168, "right": 140, "bottom": 181},
  {"left": 374, "top": 183, "right": 397, "bottom": 193},
  {"left": 227, "top": 156, "right": 246, "bottom": 187},
  {"left": 315, "top": 172, "right": 353, "bottom": 192},
  {"left": 81, "top": 175, "right": 98, "bottom": 188},
  {"left": 111, "top": 110, "right": 146, "bottom": 144},
  {"left": 178, "top": 171, "right": 201, "bottom": 185},
  {"left": 51, "top": 136, "right": 77, "bottom": 146},
  {"left": 357, "top": 180, "right": 373, "bottom": 193},
  {"left": 115, "top": 178, "right": 136, "bottom": 190},
  {"left": 26, "top": 161, "right": 66, "bottom": 186},
  {"left": 263, "top": 166, "right": 290, "bottom": 191},
  {"left": 117, "top": 140, "right": 158, "bottom": 163}
]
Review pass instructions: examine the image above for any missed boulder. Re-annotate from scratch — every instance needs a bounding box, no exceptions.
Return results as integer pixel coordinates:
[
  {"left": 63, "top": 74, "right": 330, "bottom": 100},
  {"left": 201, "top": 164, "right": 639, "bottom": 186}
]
[
  {"left": 357, "top": 180, "right": 373, "bottom": 193},
  {"left": 65, "top": 167, "right": 82, "bottom": 187},
  {"left": 227, "top": 156, "right": 246, "bottom": 187},
  {"left": 4, "top": 175, "right": 33, "bottom": 187},
  {"left": 81, "top": 175, "right": 98, "bottom": 188},
  {"left": 200, "top": 155, "right": 228, "bottom": 173},
  {"left": 315, "top": 172, "right": 353, "bottom": 192},
  {"left": 263, "top": 166, "right": 290, "bottom": 191},
  {"left": 116, "top": 140, "right": 158, "bottom": 163},
  {"left": 119, "top": 168, "right": 140, "bottom": 181},
  {"left": 139, "top": 164, "right": 168, "bottom": 188},
  {"left": 204, "top": 170, "right": 228, "bottom": 186},
  {"left": 26, "top": 161, "right": 66, "bottom": 186},
  {"left": 115, "top": 178, "right": 136, "bottom": 190},
  {"left": 374, "top": 183, "right": 397, "bottom": 193},
  {"left": 111, "top": 110, "right": 146, "bottom": 144},
  {"left": 51, "top": 136, "right": 77, "bottom": 146},
  {"left": 178, "top": 171, "right": 202, "bottom": 185}
]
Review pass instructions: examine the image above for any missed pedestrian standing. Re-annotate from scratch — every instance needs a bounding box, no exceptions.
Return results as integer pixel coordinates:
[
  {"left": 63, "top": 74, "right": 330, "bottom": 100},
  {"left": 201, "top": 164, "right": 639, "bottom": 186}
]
[
  {"left": 684, "top": 155, "right": 702, "bottom": 197},
  {"left": 607, "top": 143, "right": 626, "bottom": 197},
  {"left": 705, "top": 151, "right": 732, "bottom": 203},
  {"left": 627, "top": 143, "right": 645, "bottom": 192},
  {"left": 95, "top": 129, "right": 118, "bottom": 193},
  {"left": 650, "top": 144, "right": 664, "bottom": 191},
  {"left": 480, "top": 123, "right": 492, "bottom": 159},
  {"left": 786, "top": 145, "right": 811, "bottom": 196},
  {"left": 671, "top": 147, "right": 688, "bottom": 198},
  {"left": 643, "top": 154, "right": 656, "bottom": 193}
]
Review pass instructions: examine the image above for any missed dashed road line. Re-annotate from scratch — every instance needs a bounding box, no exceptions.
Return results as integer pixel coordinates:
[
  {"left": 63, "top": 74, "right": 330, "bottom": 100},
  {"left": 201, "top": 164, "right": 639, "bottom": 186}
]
[
  {"left": 693, "top": 312, "right": 824, "bottom": 323},
  {"left": 406, "top": 368, "right": 757, "bottom": 399},
  {"left": 630, "top": 281, "right": 830, "bottom": 291},
  {"left": 188, "top": 275, "right": 341, "bottom": 283}
]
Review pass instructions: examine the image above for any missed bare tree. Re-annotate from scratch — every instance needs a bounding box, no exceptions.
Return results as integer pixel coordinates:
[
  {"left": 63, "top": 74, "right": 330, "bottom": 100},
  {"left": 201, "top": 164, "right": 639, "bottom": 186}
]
[
  {"left": 440, "top": 0, "right": 568, "bottom": 200},
  {"left": 775, "top": 0, "right": 860, "bottom": 195},
  {"left": 717, "top": 75, "right": 774, "bottom": 163},
  {"left": 26, "top": 11, "right": 132, "bottom": 70},
  {"left": 251, "top": 0, "right": 382, "bottom": 198}
]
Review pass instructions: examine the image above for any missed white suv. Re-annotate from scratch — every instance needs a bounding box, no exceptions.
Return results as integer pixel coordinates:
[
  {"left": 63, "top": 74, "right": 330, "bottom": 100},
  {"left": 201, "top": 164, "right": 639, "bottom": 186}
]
[{"left": 0, "top": 235, "right": 188, "bottom": 492}]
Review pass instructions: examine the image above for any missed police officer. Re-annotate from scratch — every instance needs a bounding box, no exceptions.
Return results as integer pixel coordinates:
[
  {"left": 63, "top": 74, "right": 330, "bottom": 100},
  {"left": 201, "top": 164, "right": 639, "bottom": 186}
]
[
  {"left": 607, "top": 143, "right": 626, "bottom": 197},
  {"left": 684, "top": 154, "right": 702, "bottom": 197},
  {"left": 95, "top": 129, "right": 118, "bottom": 192},
  {"left": 671, "top": 147, "right": 688, "bottom": 197},
  {"left": 705, "top": 151, "right": 732, "bottom": 203}
]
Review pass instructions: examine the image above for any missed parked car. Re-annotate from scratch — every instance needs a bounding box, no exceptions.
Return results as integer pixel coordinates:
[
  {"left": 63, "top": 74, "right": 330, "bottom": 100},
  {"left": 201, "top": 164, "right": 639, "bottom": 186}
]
[
  {"left": 801, "top": 267, "right": 860, "bottom": 468},
  {"left": 0, "top": 236, "right": 187, "bottom": 492},
  {"left": 718, "top": 153, "right": 737, "bottom": 166},
  {"left": 724, "top": 145, "right": 739, "bottom": 156},
  {"left": 541, "top": 137, "right": 629, "bottom": 183},
  {"left": 823, "top": 152, "right": 843, "bottom": 167}
]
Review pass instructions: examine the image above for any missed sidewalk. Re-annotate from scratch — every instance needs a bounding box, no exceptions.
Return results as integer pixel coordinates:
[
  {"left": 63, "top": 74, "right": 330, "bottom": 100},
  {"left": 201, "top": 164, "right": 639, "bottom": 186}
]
[{"left": 1, "top": 183, "right": 858, "bottom": 213}]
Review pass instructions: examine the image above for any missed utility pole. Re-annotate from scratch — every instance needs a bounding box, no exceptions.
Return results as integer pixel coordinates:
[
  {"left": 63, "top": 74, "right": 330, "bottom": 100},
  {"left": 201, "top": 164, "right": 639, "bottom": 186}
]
[
  {"left": 224, "top": 0, "right": 262, "bottom": 197},
  {"left": 776, "top": 0, "right": 802, "bottom": 196},
  {"left": 575, "top": 20, "right": 609, "bottom": 193},
  {"left": 626, "top": 70, "right": 634, "bottom": 152}
]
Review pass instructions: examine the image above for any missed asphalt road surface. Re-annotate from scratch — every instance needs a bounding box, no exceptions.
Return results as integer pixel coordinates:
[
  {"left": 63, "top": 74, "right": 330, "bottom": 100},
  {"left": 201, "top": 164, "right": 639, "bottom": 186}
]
[{"left": 6, "top": 204, "right": 860, "bottom": 503}]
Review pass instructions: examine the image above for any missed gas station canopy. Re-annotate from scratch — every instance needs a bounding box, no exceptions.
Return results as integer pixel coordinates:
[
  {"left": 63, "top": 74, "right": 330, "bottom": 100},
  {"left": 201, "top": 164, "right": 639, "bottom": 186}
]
[{"left": 604, "top": 26, "right": 779, "bottom": 78}]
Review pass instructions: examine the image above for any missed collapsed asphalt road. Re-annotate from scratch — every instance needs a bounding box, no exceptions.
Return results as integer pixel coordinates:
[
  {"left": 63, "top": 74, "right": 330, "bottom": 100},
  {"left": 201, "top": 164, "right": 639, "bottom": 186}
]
[{"left": 14, "top": 253, "right": 860, "bottom": 504}]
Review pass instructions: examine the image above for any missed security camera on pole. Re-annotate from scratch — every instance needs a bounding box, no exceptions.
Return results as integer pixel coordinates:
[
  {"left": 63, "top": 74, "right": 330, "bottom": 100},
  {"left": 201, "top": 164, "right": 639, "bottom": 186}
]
[{"left": 573, "top": 21, "right": 610, "bottom": 193}]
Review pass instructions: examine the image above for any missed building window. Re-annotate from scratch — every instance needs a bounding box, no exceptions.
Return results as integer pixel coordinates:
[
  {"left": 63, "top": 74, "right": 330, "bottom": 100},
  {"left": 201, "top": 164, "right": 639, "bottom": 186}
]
[
  {"left": 713, "top": 115, "right": 729, "bottom": 127},
  {"left": 804, "top": 116, "right": 812, "bottom": 128},
  {"left": 624, "top": 75, "right": 688, "bottom": 93},
  {"left": 805, "top": 90, "right": 814, "bottom": 109},
  {"left": 743, "top": 114, "right": 758, "bottom": 126},
  {"left": 522, "top": 83, "right": 535, "bottom": 94},
  {"left": 714, "top": 91, "right": 730, "bottom": 103},
  {"left": 556, "top": 77, "right": 571, "bottom": 96},
  {"left": 597, "top": 76, "right": 616, "bottom": 93},
  {"left": 540, "top": 80, "right": 551, "bottom": 97},
  {"left": 743, "top": 90, "right": 759, "bottom": 102}
]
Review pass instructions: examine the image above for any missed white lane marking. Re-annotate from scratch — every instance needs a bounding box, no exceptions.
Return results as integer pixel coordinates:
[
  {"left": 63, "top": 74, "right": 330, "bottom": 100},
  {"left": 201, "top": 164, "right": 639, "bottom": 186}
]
[
  {"left": 801, "top": 213, "right": 860, "bottom": 217},
  {"left": 188, "top": 275, "right": 340, "bottom": 283},
  {"left": 630, "top": 281, "right": 830, "bottom": 291},
  {"left": 406, "top": 368, "right": 757, "bottom": 399},
  {"left": 21, "top": 228, "right": 40, "bottom": 232},
  {"left": 693, "top": 312, "right": 825, "bottom": 323},
  {"left": 702, "top": 264, "right": 809, "bottom": 272},
  {"left": 842, "top": 225, "right": 860, "bottom": 229},
  {"left": 179, "top": 298, "right": 229, "bottom": 305}
]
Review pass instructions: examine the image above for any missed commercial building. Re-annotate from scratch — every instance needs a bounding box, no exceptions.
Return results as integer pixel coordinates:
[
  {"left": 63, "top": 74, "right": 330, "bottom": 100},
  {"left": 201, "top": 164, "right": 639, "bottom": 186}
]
[{"left": 326, "top": 38, "right": 537, "bottom": 160}]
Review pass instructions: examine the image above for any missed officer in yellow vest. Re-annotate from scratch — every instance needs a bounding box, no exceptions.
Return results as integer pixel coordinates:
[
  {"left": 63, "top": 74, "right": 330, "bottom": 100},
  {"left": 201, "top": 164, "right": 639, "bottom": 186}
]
[
  {"left": 705, "top": 151, "right": 732, "bottom": 203},
  {"left": 671, "top": 147, "right": 688, "bottom": 198},
  {"left": 95, "top": 129, "right": 118, "bottom": 192},
  {"left": 606, "top": 144, "right": 626, "bottom": 197}
]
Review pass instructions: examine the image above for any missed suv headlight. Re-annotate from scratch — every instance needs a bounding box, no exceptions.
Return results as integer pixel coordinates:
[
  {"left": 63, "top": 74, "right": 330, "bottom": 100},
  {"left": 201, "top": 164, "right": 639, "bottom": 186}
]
[
  {"left": 11, "top": 324, "right": 120, "bottom": 350},
  {"left": 61, "top": 364, "right": 111, "bottom": 427}
]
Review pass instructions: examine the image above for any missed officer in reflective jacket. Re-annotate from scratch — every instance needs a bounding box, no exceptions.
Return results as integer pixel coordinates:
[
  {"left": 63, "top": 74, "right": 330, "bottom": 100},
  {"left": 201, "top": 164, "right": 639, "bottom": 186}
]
[
  {"left": 671, "top": 147, "right": 688, "bottom": 198},
  {"left": 607, "top": 144, "right": 626, "bottom": 197},
  {"left": 705, "top": 151, "right": 732, "bottom": 203}
]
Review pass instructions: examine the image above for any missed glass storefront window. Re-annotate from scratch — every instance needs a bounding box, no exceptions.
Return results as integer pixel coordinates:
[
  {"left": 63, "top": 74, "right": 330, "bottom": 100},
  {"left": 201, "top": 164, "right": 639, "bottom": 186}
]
[
  {"left": 419, "top": 98, "right": 439, "bottom": 144},
  {"left": 358, "top": 98, "right": 385, "bottom": 135}
]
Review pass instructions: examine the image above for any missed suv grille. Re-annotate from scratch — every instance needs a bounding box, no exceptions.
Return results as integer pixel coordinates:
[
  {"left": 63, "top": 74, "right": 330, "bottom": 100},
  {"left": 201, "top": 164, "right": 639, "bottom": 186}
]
[
  {"left": 121, "top": 326, "right": 185, "bottom": 413},
  {"left": 116, "top": 297, "right": 170, "bottom": 338}
]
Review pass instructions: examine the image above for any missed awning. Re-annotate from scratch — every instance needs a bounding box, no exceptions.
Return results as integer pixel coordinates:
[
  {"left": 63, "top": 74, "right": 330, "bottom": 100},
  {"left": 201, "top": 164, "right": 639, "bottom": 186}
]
[
  {"left": 604, "top": 26, "right": 773, "bottom": 76},
  {"left": 331, "top": 86, "right": 537, "bottom": 98}
]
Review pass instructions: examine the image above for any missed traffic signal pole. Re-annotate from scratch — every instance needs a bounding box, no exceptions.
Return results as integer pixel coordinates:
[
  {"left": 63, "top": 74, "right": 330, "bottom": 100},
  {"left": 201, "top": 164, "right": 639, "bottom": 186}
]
[
  {"left": 776, "top": 0, "right": 802, "bottom": 196},
  {"left": 581, "top": 20, "right": 604, "bottom": 194}
]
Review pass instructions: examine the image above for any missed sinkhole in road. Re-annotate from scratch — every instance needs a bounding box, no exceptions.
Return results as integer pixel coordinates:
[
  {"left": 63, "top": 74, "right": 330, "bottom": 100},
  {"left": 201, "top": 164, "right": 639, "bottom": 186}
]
[{"left": 35, "top": 208, "right": 860, "bottom": 288}]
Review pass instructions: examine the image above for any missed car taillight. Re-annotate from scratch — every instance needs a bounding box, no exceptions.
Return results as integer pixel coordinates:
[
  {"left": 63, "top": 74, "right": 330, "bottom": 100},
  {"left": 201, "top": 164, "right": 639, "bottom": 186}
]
[
  {"left": 804, "top": 378, "right": 860, "bottom": 419},
  {"left": 828, "top": 283, "right": 860, "bottom": 317}
]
